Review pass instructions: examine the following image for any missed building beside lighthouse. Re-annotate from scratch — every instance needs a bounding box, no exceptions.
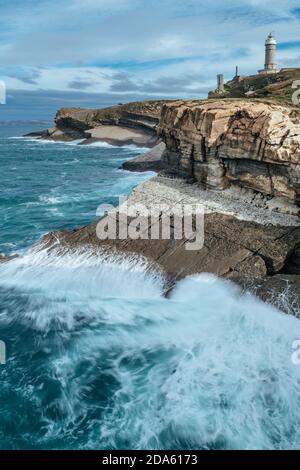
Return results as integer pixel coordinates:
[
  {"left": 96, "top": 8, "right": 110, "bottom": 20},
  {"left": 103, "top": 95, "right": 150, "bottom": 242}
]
[
  {"left": 209, "top": 32, "right": 286, "bottom": 98},
  {"left": 258, "top": 33, "right": 280, "bottom": 74}
]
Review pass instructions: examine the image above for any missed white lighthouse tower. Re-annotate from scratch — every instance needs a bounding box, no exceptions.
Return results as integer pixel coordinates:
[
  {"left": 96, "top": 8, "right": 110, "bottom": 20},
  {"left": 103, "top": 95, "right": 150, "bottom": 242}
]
[{"left": 258, "top": 33, "right": 280, "bottom": 74}]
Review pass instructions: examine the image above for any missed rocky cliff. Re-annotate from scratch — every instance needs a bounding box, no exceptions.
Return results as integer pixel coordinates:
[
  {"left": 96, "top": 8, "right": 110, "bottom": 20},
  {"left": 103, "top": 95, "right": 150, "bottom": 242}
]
[
  {"left": 19, "top": 96, "right": 300, "bottom": 313},
  {"left": 39, "top": 101, "right": 169, "bottom": 146},
  {"left": 27, "top": 97, "right": 300, "bottom": 214},
  {"left": 160, "top": 100, "right": 300, "bottom": 214},
  {"left": 41, "top": 176, "right": 300, "bottom": 314}
]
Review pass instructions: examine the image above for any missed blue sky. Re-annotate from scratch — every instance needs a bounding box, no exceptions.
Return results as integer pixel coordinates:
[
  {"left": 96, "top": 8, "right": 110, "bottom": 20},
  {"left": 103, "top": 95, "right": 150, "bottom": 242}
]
[{"left": 0, "top": 0, "right": 300, "bottom": 120}]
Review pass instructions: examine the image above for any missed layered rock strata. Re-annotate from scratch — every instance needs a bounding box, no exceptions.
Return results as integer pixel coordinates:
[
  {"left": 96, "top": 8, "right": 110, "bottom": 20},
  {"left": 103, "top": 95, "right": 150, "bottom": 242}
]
[
  {"left": 160, "top": 100, "right": 300, "bottom": 214},
  {"left": 26, "top": 101, "right": 169, "bottom": 147}
]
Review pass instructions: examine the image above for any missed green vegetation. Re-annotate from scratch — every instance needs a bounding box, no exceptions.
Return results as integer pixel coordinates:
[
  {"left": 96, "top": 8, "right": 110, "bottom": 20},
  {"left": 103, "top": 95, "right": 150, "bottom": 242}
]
[
  {"left": 209, "top": 69, "right": 300, "bottom": 107},
  {"left": 94, "top": 100, "right": 172, "bottom": 121}
]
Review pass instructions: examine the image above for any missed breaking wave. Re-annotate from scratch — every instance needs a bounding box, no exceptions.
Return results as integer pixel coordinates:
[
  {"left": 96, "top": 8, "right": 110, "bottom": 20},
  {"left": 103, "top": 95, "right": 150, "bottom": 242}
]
[
  {"left": 9, "top": 136, "right": 150, "bottom": 152},
  {"left": 2, "top": 124, "right": 300, "bottom": 450},
  {"left": 0, "top": 250, "right": 300, "bottom": 450}
]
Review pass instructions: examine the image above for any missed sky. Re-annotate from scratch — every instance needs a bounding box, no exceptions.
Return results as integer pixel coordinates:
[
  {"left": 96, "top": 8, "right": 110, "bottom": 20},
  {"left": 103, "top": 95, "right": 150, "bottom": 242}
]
[{"left": 0, "top": 0, "right": 300, "bottom": 120}]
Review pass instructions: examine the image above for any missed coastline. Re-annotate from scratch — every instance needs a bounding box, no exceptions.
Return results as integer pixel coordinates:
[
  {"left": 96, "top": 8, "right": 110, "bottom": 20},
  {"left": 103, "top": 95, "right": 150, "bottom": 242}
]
[
  {"left": 40, "top": 174, "right": 300, "bottom": 314},
  {"left": 17, "top": 97, "right": 300, "bottom": 315},
  {"left": 3, "top": 2, "right": 300, "bottom": 449}
]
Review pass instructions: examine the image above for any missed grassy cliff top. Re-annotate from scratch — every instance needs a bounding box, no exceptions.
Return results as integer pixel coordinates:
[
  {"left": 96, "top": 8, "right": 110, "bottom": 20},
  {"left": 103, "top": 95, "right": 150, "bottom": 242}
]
[{"left": 208, "top": 68, "right": 300, "bottom": 106}]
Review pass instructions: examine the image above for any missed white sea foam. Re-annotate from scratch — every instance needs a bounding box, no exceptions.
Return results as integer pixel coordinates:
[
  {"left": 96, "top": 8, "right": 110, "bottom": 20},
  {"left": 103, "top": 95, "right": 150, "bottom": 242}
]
[
  {"left": 60, "top": 139, "right": 85, "bottom": 146},
  {"left": 1, "top": 250, "right": 300, "bottom": 449},
  {"left": 86, "top": 141, "right": 150, "bottom": 153},
  {"left": 0, "top": 248, "right": 164, "bottom": 328},
  {"left": 9, "top": 136, "right": 85, "bottom": 145},
  {"left": 9, "top": 136, "right": 150, "bottom": 153},
  {"left": 3, "top": 128, "right": 300, "bottom": 450},
  {"left": 93, "top": 275, "right": 300, "bottom": 450},
  {"left": 9, "top": 136, "right": 56, "bottom": 144},
  {"left": 9, "top": 136, "right": 32, "bottom": 140}
]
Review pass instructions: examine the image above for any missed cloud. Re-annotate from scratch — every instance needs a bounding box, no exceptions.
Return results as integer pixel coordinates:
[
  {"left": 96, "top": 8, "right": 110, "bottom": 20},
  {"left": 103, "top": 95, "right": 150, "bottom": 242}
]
[
  {"left": 292, "top": 8, "right": 300, "bottom": 18},
  {"left": 0, "top": 0, "right": 299, "bottom": 118},
  {"left": 3, "top": 67, "right": 42, "bottom": 85},
  {"left": 68, "top": 79, "right": 95, "bottom": 90},
  {"left": 0, "top": 88, "right": 171, "bottom": 121},
  {"left": 109, "top": 72, "right": 140, "bottom": 92},
  {"left": 109, "top": 71, "right": 209, "bottom": 94},
  {"left": 1, "top": 0, "right": 299, "bottom": 67},
  {"left": 278, "top": 40, "right": 300, "bottom": 50}
]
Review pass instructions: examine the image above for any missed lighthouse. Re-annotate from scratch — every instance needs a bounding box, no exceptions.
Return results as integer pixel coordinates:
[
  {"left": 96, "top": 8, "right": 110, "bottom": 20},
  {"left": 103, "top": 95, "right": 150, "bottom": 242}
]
[{"left": 259, "top": 33, "right": 279, "bottom": 74}]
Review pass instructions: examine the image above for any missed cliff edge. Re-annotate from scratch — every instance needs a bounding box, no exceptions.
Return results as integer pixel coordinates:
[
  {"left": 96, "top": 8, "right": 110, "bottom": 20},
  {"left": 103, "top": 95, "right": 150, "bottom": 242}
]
[
  {"left": 31, "top": 100, "right": 170, "bottom": 148},
  {"left": 208, "top": 68, "right": 300, "bottom": 105},
  {"left": 160, "top": 99, "right": 300, "bottom": 215},
  {"left": 20, "top": 95, "right": 300, "bottom": 313}
]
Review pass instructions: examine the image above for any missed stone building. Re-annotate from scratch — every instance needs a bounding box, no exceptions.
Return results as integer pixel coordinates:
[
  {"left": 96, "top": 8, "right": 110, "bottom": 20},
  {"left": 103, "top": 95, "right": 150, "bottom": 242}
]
[{"left": 215, "top": 74, "right": 224, "bottom": 93}]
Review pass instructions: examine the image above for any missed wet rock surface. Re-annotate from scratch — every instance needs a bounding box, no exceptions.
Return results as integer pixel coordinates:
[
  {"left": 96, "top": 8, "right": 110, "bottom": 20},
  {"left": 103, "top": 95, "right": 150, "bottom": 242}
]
[
  {"left": 23, "top": 97, "right": 300, "bottom": 314},
  {"left": 40, "top": 176, "right": 300, "bottom": 314},
  {"left": 122, "top": 143, "right": 167, "bottom": 172},
  {"left": 0, "top": 254, "right": 19, "bottom": 263}
]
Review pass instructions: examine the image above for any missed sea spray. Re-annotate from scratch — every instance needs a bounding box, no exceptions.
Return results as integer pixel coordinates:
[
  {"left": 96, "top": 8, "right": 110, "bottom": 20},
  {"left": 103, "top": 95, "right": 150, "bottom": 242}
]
[
  {"left": 1, "top": 125, "right": 300, "bottom": 450},
  {"left": 1, "top": 251, "right": 300, "bottom": 449},
  {"left": 0, "top": 248, "right": 165, "bottom": 330},
  {"left": 9, "top": 136, "right": 151, "bottom": 153}
]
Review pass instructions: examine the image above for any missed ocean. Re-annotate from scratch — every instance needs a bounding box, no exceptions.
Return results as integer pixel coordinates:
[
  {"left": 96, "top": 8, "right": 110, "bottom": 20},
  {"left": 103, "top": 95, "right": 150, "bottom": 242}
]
[{"left": 1, "top": 122, "right": 300, "bottom": 450}]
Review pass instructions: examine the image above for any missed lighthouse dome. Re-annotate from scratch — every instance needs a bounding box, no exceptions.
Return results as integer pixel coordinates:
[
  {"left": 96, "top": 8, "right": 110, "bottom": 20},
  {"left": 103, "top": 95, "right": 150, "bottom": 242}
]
[{"left": 266, "top": 33, "right": 276, "bottom": 45}]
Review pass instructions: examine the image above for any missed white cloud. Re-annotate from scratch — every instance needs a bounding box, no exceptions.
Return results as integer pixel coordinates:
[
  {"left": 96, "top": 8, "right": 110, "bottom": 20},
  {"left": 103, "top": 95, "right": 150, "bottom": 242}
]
[
  {"left": 0, "top": 0, "right": 299, "bottom": 99},
  {"left": 2, "top": 67, "right": 114, "bottom": 93}
]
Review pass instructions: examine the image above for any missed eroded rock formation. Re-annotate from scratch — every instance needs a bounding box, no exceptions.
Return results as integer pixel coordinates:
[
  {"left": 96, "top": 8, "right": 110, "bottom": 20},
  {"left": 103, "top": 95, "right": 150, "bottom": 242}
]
[
  {"left": 160, "top": 100, "right": 300, "bottom": 213},
  {"left": 40, "top": 176, "right": 300, "bottom": 313},
  {"left": 28, "top": 101, "right": 170, "bottom": 146}
]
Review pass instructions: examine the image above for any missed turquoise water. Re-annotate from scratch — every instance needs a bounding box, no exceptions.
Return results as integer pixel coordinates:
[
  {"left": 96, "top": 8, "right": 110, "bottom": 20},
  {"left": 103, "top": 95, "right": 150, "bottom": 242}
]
[
  {"left": 1, "top": 123, "right": 300, "bottom": 450},
  {"left": 0, "top": 123, "right": 153, "bottom": 254}
]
